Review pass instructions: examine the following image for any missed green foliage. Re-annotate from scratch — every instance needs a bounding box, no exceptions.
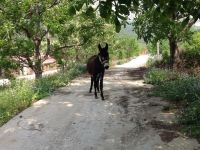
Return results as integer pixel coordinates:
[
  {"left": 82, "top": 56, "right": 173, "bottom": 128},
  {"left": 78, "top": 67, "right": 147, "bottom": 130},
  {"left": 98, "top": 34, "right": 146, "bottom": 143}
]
[
  {"left": 132, "top": 0, "right": 200, "bottom": 67},
  {"left": 33, "top": 64, "right": 85, "bottom": 99},
  {"left": 180, "top": 101, "right": 200, "bottom": 137},
  {"left": 145, "top": 68, "right": 200, "bottom": 137},
  {"left": 145, "top": 68, "right": 200, "bottom": 102},
  {"left": 0, "top": 0, "right": 113, "bottom": 78},
  {"left": 133, "top": 0, "right": 200, "bottom": 43},
  {"left": 146, "top": 40, "right": 171, "bottom": 68},
  {"left": 147, "top": 40, "right": 169, "bottom": 56},
  {"left": 179, "top": 50, "right": 200, "bottom": 70},
  {"left": 147, "top": 56, "right": 170, "bottom": 69},
  {"left": 0, "top": 64, "right": 86, "bottom": 126},
  {"left": 144, "top": 68, "right": 180, "bottom": 85},
  {"left": 147, "top": 31, "right": 200, "bottom": 71},
  {"left": 152, "top": 77, "right": 200, "bottom": 102},
  {"left": 110, "top": 36, "right": 140, "bottom": 60},
  {"left": 180, "top": 31, "right": 200, "bottom": 69},
  {"left": 0, "top": 80, "right": 34, "bottom": 125}
]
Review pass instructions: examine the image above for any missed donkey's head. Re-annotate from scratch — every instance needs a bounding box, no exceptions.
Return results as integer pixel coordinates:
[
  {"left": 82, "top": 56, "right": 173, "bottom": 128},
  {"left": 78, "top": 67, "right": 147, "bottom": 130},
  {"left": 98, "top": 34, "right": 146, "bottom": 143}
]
[{"left": 98, "top": 43, "right": 109, "bottom": 69}]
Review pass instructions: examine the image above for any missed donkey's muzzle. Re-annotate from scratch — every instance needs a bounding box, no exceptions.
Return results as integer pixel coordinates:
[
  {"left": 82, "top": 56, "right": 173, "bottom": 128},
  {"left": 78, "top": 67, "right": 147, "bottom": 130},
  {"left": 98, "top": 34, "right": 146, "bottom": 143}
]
[
  {"left": 105, "top": 66, "right": 109, "bottom": 69},
  {"left": 104, "top": 63, "right": 109, "bottom": 69}
]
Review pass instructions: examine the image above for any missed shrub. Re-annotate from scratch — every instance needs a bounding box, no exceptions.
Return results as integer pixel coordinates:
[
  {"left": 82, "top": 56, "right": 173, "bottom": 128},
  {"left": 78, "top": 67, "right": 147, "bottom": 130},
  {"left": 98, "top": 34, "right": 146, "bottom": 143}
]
[
  {"left": 179, "top": 100, "right": 200, "bottom": 138},
  {"left": 177, "top": 31, "right": 200, "bottom": 74},
  {"left": 0, "top": 64, "right": 86, "bottom": 126},
  {"left": 145, "top": 68, "right": 200, "bottom": 137},
  {"left": 147, "top": 40, "right": 169, "bottom": 56},
  {"left": 111, "top": 36, "right": 140, "bottom": 60},
  {"left": 0, "top": 80, "right": 34, "bottom": 125},
  {"left": 180, "top": 50, "right": 200, "bottom": 68},
  {"left": 144, "top": 68, "right": 180, "bottom": 85},
  {"left": 153, "top": 77, "right": 200, "bottom": 102}
]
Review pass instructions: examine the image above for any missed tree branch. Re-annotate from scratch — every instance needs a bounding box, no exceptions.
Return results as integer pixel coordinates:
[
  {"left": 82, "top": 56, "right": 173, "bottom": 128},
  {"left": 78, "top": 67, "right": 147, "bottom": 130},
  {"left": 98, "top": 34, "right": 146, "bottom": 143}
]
[
  {"left": 0, "top": 7, "right": 4, "bottom": 12},
  {"left": 21, "top": 27, "right": 32, "bottom": 39},
  {"left": 56, "top": 42, "right": 85, "bottom": 50},
  {"left": 42, "top": 30, "right": 51, "bottom": 62},
  {"left": 49, "top": 0, "right": 61, "bottom": 9},
  {"left": 41, "top": 30, "right": 48, "bottom": 40},
  {"left": 183, "top": 9, "right": 200, "bottom": 31},
  {"left": 14, "top": 55, "right": 35, "bottom": 71},
  {"left": 186, "top": 18, "right": 198, "bottom": 30},
  {"left": 94, "top": 3, "right": 100, "bottom": 11},
  {"left": 13, "top": 56, "right": 29, "bottom": 68},
  {"left": 26, "top": 57, "right": 35, "bottom": 71}
]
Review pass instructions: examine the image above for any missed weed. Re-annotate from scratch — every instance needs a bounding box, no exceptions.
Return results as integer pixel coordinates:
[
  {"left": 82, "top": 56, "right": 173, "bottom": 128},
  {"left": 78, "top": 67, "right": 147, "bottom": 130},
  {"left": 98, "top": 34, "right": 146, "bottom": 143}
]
[
  {"left": 145, "top": 68, "right": 200, "bottom": 137},
  {"left": 0, "top": 64, "right": 86, "bottom": 126}
]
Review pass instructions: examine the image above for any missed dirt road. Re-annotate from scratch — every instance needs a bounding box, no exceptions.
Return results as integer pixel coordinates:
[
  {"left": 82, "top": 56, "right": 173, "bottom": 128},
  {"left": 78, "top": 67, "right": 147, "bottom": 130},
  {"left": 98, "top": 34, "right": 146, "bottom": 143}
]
[{"left": 0, "top": 55, "right": 199, "bottom": 150}]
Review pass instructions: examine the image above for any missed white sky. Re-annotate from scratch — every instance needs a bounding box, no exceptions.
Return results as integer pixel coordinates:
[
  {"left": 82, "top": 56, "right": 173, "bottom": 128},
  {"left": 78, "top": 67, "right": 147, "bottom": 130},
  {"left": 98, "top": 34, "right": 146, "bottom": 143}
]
[{"left": 195, "top": 20, "right": 200, "bottom": 26}]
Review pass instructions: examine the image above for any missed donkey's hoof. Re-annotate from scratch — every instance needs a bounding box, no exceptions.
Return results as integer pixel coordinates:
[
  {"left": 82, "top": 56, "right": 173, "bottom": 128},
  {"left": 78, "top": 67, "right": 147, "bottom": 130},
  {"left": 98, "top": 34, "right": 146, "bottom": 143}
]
[
  {"left": 95, "top": 96, "right": 98, "bottom": 99},
  {"left": 101, "top": 97, "right": 105, "bottom": 100}
]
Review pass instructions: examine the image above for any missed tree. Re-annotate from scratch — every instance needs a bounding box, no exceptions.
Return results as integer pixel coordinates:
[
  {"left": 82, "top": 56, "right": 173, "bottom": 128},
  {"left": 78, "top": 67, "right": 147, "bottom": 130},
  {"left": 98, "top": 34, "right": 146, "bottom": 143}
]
[
  {"left": 67, "top": 0, "right": 139, "bottom": 33},
  {"left": 132, "top": 0, "right": 200, "bottom": 68},
  {"left": 0, "top": 5, "right": 20, "bottom": 78},
  {"left": 48, "top": 2, "right": 115, "bottom": 72},
  {"left": 70, "top": 0, "right": 200, "bottom": 68},
  {"left": 0, "top": 0, "right": 66, "bottom": 78},
  {"left": 0, "top": 0, "right": 111, "bottom": 79}
]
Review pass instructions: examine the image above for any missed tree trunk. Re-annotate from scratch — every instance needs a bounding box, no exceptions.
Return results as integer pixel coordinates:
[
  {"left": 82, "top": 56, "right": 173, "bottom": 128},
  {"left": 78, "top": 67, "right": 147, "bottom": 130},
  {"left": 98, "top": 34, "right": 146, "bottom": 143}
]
[
  {"left": 34, "top": 38, "right": 43, "bottom": 79},
  {"left": 35, "top": 68, "right": 42, "bottom": 79},
  {"left": 168, "top": 35, "right": 178, "bottom": 69},
  {"left": 75, "top": 47, "right": 80, "bottom": 61},
  {"left": 0, "top": 68, "right": 2, "bottom": 77}
]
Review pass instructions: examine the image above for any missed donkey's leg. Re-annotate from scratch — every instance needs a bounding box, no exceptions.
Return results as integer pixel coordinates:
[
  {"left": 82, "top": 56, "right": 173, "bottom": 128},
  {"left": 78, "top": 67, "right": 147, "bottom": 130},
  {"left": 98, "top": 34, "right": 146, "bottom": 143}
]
[
  {"left": 94, "top": 75, "right": 98, "bottom": 99},
  {"left": 96, "top": 74, "right": 100, "bottom": 92},
  {"left": 89, "top": 76, "right": 93, "bottom": 93},
  {"left": 100, "top": 73, "right": 105, "bottom": 100}
]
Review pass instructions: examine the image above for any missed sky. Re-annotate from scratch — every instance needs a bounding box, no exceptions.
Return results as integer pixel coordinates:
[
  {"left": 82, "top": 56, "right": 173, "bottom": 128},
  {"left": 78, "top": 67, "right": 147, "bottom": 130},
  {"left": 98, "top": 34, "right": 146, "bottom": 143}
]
[{"left": 195, "top": 20, "right": 200, "bottom": 26}]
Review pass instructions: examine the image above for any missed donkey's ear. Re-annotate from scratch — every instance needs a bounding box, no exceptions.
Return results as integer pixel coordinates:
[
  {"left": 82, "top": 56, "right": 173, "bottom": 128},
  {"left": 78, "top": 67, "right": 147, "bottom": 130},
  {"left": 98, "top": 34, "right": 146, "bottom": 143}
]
[
  {"left": 105, "top": 43, "right": 108, "bottom": 50},
  {"left": 98, "top": 44, "right": 102, "bottom": 50}
]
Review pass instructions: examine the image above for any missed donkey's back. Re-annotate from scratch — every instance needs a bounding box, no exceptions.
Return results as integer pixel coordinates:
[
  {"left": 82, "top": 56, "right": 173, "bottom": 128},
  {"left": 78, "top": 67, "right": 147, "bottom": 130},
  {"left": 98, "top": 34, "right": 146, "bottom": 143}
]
[
  {"left": 87, "top": 55, "right": 102, "bottom": 75},
  {"left": 87, "top": 55, "right": 97, "bottom": 75}
]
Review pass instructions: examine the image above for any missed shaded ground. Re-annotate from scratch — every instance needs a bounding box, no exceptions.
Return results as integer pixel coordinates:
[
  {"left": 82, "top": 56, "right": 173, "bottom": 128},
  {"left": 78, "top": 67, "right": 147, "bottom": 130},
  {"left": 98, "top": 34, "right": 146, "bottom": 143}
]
[{"left": 0, "top": 55, "right": 199, "bottom": 150}]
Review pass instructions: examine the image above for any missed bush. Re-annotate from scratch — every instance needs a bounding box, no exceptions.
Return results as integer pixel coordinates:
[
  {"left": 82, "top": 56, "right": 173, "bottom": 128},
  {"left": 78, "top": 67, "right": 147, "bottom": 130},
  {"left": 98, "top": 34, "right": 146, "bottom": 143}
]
[
  {"left": 144, "top": 68, "right": 180, "bottom": 85},
  {"left": 153, "top": 77, "right": 200, "bottom": 102},
  {"left": 0, "top": 64, "right": 86, "bottom": 126},
  {"left": 145, "top": 68, "right": 200, "bottom": 102},
  {"left": 145, "top": 68, "right": 200, "bottom": 137},
  {"left": 176, "top": 31, "right": 200, "bottom": 74},
  {"left": 110, "top": 36, "right": 140, "bottom": 60},
  {"left": 179, "top": 100, "right": 200, "bottom": 138},
  {"left": 179, "top": 50, "right": 200, "bottom": 68},
  {"left": 0, "top": 80, "right": 34, "bottom": 125},
  {"left": 147, "top": 40, "right": 169, "bottom": 56}
]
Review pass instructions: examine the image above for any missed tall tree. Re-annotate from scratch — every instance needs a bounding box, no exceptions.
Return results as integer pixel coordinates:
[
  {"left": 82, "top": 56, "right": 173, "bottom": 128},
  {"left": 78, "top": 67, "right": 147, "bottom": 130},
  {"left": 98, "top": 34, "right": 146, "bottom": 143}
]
[
  {"left": 70, "top": 0, "right": 200, "bottom": 68},
  {"left": 133, "top": 0, "right": 200, "bottom": 68},
  {"left": 1, "top": 0, "right": 65, "bottom": 78},
  {"left": 0, "top": 0, "right": 111, "bottom": 78}
]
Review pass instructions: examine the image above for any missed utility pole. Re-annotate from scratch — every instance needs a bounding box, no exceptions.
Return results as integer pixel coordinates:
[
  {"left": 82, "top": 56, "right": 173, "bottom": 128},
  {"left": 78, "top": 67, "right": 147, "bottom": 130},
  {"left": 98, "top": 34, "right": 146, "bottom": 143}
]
[
  {"left": 157, "top": 41, "right": 160, "bottom": 56},
  {"left": 156, "top": 41, "right": 162, "bottom": 60}
]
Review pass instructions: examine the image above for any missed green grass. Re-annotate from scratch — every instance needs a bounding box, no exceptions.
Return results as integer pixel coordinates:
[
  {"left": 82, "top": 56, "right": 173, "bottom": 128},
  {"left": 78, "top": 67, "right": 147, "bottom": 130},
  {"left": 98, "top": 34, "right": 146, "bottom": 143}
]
[
  {"left": 144, "top": 68, "right": 200, "bottom": 137},
  {"left": 179, "top": 100, "right": 200, "bottom": 137},
  {"left": 0, "top": 64, "right": 86, "bottom": 126},
  {"left": 144, "top": 68, "right": 182, "bottom": 85}
]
